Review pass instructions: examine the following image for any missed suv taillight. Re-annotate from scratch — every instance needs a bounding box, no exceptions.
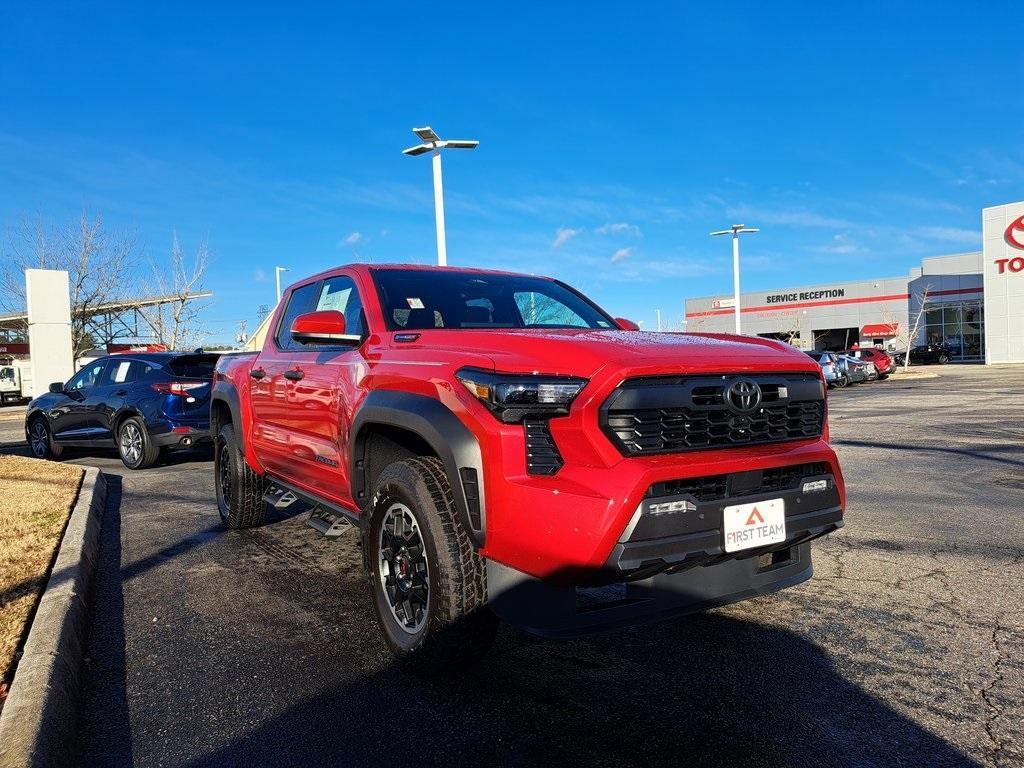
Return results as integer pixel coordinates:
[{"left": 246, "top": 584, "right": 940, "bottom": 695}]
[{"left": 152, "top": 381, "right": 206, "bottom": 396}]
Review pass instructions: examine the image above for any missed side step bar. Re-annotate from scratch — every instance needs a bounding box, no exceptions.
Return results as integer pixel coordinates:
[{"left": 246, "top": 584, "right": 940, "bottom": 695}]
[
  {"left": 264, "top": 475, "right": 361, "bottom": 535},
  {"left": 263, "top": 485, "right": 299, "bottom": 510},
  {"left": 307, "top": 506, "right": 352, "bottom": 538}
]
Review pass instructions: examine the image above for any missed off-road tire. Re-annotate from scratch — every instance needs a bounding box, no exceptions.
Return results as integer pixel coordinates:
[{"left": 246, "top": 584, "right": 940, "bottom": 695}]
[
  {"left": 365, "top": 457, "right": 497, "bottom": 668},
  {"left": 117, "top": 416, "right": 160, "bottom": 470},
  {"left": 28, "top": 416, "right": 63, "bottom": 460},
  {"left": 215, "top": 422, "right": 267, "bottom": 529}
]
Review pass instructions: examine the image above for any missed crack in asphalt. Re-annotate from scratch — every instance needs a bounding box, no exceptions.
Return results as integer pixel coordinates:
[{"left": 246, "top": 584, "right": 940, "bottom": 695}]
[{"left": 979, "top": 618, "right": 1009, "bottom": 767}]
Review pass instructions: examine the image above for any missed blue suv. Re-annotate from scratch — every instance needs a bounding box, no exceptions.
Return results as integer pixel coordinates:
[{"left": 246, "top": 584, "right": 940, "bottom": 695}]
[{"left": 25, "top": 352, "right": 219, "bottom": 469}]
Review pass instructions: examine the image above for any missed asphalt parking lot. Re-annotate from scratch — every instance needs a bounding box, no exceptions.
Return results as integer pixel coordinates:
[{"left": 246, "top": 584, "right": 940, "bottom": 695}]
[{"left": 1, "top": 365, "right": 1022, "bottom": 768}]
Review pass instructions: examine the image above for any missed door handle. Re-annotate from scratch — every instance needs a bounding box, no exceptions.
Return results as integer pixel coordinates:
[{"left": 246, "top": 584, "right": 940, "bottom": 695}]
[
  {"left": 282, "top": 369, "right": 304, "bottom": 381},
  {"left": 250, "top": 368, "right": 266, "bottom": 380}
]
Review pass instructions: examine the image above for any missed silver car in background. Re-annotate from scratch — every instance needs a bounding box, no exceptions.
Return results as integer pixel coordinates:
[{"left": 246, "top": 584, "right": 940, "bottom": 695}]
[
  {"left": 804, "top": 351, "right": 845, "bottom": 388},
  {"left": 837, "top": 355, "right": 871, "bottom": 384}
]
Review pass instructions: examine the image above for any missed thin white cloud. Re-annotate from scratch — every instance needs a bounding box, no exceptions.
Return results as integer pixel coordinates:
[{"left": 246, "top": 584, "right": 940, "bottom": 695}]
[
  {"left": 596, "top": 222, "right": 642, "bottom": 237},
  {"left": 814, "top": 234, "right": 868, "bottom": 255},
  {"left": 729, "top": 205, "right": 852, "bottom": 229},
  {"left": 552, "top": 226, "right": 582, "bottom": 249},
  {"left": 611, "top": 247, "right": 633, "bottom": 264},
  {"left": 913, "top": 226, "right": 979, "bottom": 245},
  {"left": 342, "top": 231, "right": 363, "bottom": 246},
  {"left": 253, "top": 268, "right": 268, "bottom": 283}
]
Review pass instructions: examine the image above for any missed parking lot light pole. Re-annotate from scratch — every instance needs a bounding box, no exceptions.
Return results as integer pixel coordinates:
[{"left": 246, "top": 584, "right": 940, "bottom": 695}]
[
  {"left": 710, "top": 224, "right": 759, "bottom": 334},
  {"left": 275, "top": 266, "right": 289, "bottom": 303},
  {"left": 403, "top": 126, "right": 479, "bottom": 267}
]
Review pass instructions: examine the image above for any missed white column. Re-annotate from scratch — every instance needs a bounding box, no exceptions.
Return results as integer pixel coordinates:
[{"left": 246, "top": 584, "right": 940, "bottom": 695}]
[
  {"left": 26, "top": 269, "right": 74, "bottom": 397},
  {"left": 432, "top": 150, "right": 447, "bottom": 267},
  {"left": 732, "top": 232, "right": 742, "bottom": 334}
]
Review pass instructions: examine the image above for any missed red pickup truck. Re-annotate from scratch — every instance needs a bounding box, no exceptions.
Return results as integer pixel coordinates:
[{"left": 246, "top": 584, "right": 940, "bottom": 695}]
[{"left": 212, "top": 264, "right": 845, "bottom": 664}]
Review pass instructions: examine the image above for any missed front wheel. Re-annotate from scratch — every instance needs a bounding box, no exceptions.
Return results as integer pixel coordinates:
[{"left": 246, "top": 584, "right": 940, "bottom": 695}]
[
  {"left": 28, "top": 417, "right": 63, "bottom": 460},
  {"left": 938, "top": 354, "right": 950, "bottom": 364},
  {"left": 835, "top": 373, "right": 849, "bottom": 388},
  {"left": 365, "top": 457, "right": 497, "bottom": 668}
]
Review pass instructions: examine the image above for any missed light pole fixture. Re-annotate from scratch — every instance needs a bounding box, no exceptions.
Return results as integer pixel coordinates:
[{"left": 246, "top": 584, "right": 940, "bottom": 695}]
[
  {"left": 275, "top": 266, "right": 289, "bottom": 303},
  {"left": 403, "top": 126, "right": 479, "bottom": 267},
  {"left": 710, "top": 224, "right": 759, "bottom": 334}
]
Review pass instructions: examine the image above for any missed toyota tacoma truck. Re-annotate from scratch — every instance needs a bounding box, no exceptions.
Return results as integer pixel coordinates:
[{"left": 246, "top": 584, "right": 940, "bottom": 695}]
[{"left": 212, "top": 264, "right": 845, "bottom": 663}]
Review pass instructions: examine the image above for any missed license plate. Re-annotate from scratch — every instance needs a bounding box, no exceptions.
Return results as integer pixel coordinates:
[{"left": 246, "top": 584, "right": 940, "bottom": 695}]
[{"left": 723, "top": 498, "right": 786, "bottom": 553}]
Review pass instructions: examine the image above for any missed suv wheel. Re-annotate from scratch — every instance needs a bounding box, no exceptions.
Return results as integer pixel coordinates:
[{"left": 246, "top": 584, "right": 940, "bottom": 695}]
[
  {"left": 28, "top": 417, "right": 63, "bottom": 460},
  {"left": 366, "top": 457, "right": 497, "bottom": 667},
  {"left": 938, "top": 354, "right": 950, "bottom": 364},
  {"left": 215, "top": 422, "right": 267, "bottom": 528},
  {"left": 117, "top": 416, "right": 160, "bottom": 470}
]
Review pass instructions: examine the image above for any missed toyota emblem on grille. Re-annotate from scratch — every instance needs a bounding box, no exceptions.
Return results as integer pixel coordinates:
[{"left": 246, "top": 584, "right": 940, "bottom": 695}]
[{"left": 726, "top": 379, "right": 762, "bottom": 413}]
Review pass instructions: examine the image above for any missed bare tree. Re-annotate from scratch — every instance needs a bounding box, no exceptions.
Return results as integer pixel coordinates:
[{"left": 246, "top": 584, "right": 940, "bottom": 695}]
[
  {"left": 1, "top": 215, "right": 139, "bottom": 358},
  {"left": 901, "top": 284, "right": 931, "bottom": 372},
  {"left": 138, "top": 234, "right": 211, "bottom": 350}
]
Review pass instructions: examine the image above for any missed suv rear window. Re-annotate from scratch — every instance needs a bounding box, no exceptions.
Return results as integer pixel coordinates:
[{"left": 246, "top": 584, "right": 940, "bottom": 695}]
[{"left": 166, "top": 354, "right": 219, "bottom": 378}]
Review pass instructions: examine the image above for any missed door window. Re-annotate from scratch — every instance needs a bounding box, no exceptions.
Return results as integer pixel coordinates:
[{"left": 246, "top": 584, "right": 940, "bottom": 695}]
[
  {"left": 67, "top": 361, "right": 108, "bottom": 391},
  {"left": 316, "top": 276, "right": 366, "bottom": 339},
  {"left": 275, "top": 282, "right": 322, "bottom": 351},
  {"left": 102, "top": 359, "right": 136, "bottom": 385}
]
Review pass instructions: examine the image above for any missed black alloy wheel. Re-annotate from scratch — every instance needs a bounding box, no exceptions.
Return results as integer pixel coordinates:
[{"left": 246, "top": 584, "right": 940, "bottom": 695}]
[{"left": 377, "top": 501, "right": 430, "bottom": 635}]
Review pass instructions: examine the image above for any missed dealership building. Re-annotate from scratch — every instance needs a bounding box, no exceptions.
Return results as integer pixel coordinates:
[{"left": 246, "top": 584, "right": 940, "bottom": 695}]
[{"left": 685, "top": 200, "right": 1024, "bottom": 364}]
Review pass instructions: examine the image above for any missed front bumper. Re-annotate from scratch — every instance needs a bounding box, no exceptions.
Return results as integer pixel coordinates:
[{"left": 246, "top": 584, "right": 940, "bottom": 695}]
[
  {"left": 479, "top": 437, "right": 845, "bottom": 581},
  {"left": 610, "top": 463, "right": 842, "bottom": 575}
]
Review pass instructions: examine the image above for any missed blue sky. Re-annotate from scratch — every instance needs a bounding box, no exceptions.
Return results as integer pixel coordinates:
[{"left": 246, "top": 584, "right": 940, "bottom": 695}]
[{"left": 1, "top": 2, "right": 1022, "bottom": 341}]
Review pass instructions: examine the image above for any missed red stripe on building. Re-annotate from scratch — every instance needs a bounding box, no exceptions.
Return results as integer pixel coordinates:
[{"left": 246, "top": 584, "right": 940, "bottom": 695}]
[{"left": 685, "top": 285, "right": 982, "bottom": 318}]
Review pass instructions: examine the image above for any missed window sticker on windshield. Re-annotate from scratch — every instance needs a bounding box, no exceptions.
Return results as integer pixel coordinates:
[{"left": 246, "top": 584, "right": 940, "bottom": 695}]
[
  {"left": 407, "top": 298, "right": 425, "bottom": 309},
  {"left": 113, "top": 360, "right": 131, "bottom": 383}
]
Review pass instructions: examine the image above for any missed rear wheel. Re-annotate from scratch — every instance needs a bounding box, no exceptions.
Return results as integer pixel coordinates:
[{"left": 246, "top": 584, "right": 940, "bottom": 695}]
[
  {"left": 365, "top": 457, "right": 497, "bottom": 668},
  {"left": 28, "top": 417, "right": 63, "bottom": 460},
  {"left": 215, "top": 422, "right": 266, "bottom": 528},
  {"left": 118, "top": 416, "right": 160, "bottom": 470},
  {"left": 938, "top": 354, "right": 950, "bottom": 364}
]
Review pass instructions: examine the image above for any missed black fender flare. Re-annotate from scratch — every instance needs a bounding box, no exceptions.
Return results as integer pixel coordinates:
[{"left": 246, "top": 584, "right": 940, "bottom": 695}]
[
  {"left": 210, "top": 381, "right": 243, "bottom": 447},
  {"left": 351, "top": 390, "right": 486, "bottom": 548}
]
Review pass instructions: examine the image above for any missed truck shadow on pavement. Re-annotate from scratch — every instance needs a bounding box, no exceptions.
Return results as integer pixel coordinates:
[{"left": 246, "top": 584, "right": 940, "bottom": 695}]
[{"left": 178, "top": 608, "right": 979, "bottom": 768}]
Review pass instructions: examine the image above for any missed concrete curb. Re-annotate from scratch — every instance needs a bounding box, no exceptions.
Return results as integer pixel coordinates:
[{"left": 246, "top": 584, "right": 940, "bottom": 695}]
[{"left": 0, "top": 467, "right": 106, "bottom": 768}]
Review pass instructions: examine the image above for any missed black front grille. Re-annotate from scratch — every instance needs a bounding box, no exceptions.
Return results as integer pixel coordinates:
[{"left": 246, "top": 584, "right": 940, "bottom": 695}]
[
  {"left": 601, "top": 373, "right": 825, "bottom": 456},
  {"left": 525, "top": 419, "right": 563, "bottom": 475},
  {"left": 646, "top": 462, "right": 831, "bottom": 502}
]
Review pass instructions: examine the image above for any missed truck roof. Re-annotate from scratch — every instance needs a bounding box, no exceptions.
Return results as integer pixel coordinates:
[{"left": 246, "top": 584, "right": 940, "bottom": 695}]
[{"left": 296, "top": 262, "right": 557, "bottom": 285}]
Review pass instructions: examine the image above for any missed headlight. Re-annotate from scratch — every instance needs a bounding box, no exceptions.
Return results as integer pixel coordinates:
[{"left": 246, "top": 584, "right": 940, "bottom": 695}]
[{"left": 455, "top": 367, "right": 587, "bottom": 423}]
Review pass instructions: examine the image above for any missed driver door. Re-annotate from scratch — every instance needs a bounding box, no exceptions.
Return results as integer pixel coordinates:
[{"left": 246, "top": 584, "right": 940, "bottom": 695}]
[{"left": 50, "top": 360, "right": 109, "bottom": 441}]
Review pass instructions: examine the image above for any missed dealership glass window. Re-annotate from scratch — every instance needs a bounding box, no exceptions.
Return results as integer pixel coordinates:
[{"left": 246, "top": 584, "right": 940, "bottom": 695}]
[{"left": 922, "top": 300, "right": 984, "bottom": 361}]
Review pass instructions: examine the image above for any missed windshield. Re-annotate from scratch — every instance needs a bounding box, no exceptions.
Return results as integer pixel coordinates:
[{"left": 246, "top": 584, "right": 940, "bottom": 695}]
[{"left": 371, "top": 269, "right": 616, "bottom": 331}]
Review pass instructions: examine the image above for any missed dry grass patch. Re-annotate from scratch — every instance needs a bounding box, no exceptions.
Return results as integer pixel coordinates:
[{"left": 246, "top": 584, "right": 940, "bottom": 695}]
[{"left": 0, "top": 455, "right": 83, "bottom": 698}]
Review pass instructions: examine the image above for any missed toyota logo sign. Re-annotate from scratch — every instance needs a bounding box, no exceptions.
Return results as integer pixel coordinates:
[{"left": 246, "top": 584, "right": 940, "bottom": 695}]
[
  {"left": 1005, "top": 214, "right": 1024, "bottom": 250},
  {"left": 726, "top": 379, "right": 762, "bottom": 413}
]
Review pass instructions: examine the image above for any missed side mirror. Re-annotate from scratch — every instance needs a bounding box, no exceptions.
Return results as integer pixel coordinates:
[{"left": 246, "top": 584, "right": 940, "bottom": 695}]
[
  {"left": 49, "top": 382, "right": 65, "bottom": 394},
  {"left": 290, "top": 310, "right": 361, "bottom": 346},
  {"left": 615, "top": 317, "right": 641, "bottom": 331}
]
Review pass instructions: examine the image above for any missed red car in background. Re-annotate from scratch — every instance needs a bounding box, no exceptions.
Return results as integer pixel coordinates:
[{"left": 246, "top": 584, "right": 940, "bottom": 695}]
[{"left": 847, "top": 347, "right": 895, "bottom": 378}]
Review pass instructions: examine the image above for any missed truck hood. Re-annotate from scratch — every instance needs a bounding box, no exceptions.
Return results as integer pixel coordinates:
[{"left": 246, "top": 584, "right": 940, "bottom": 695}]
[{"left": 402, "top": 329, "right": 818, "bottom": 378}]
